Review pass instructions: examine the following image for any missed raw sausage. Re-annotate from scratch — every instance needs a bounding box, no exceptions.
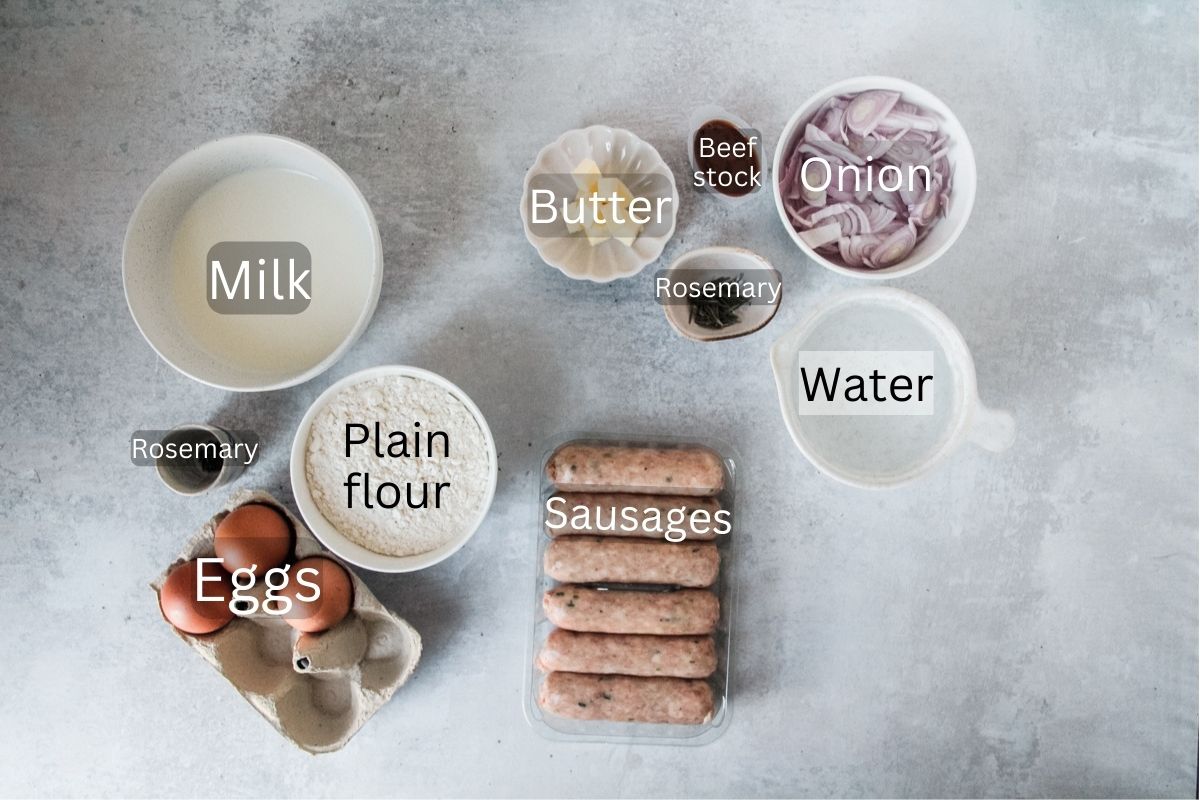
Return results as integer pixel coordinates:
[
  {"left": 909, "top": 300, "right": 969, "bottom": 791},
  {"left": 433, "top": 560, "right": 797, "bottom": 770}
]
[
  {"left": 544, "top": 492, "right": 722, "bottom": 540},
  {"left": 544, "top": 537, "right": 719, "bottom": 588},
  {"left": 543, "top": 585, "right": 719, "bottom": 635},
  {"left": 538, "top": 671, "right": 714, "bottom": 725},
  {"left": 537, "top": 629, "right": 717, "bottom": 678},
  {"left": 546, "top": 444, "right": 724, "bottom": 496}
]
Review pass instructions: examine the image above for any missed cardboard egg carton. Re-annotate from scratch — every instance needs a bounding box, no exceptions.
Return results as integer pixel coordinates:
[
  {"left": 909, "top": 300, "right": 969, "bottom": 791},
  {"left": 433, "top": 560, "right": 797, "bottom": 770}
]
[{"left": 151, "top": 488, "right": 422, "bottom": 754}]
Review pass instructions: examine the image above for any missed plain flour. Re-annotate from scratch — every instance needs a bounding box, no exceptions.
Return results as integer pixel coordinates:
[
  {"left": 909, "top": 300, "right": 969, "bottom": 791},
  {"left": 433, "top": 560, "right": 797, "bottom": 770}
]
[{"left": 305, "top": 375, "right": 492, "bottom": 557}]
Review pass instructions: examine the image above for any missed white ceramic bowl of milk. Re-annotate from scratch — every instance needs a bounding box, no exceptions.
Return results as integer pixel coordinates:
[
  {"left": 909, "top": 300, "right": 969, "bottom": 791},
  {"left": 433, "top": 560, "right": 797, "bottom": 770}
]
[
  {"left": 123, "top": 134, "right": 382, "bottom": 391},
  {"left": 770, "top": 287, "right": 1013, "bottom": 488}
]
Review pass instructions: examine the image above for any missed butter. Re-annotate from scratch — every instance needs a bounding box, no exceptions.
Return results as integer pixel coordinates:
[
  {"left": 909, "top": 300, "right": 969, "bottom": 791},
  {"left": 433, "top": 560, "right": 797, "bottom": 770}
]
[{"left": 568, "top": 159, "right": 643, "bottom": 247}]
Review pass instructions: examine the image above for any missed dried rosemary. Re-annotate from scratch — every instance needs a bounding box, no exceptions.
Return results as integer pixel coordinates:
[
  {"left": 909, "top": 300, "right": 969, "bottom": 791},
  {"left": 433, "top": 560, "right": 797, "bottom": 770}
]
[{"left": 687, "top": 273, "right": 750, "bottom": 330}]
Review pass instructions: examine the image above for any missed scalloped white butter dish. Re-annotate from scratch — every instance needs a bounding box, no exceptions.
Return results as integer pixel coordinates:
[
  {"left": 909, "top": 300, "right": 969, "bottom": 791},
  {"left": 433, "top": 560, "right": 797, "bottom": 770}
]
[{"left": 521, "top": 125, "right": 678, "bottom": 282}]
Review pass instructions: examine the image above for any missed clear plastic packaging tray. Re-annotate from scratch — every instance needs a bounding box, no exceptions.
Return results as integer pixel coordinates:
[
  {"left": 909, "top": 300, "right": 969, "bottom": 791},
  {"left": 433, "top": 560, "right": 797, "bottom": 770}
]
[{"left": 523, "top": 432, "right": 736, "bottom": 745}]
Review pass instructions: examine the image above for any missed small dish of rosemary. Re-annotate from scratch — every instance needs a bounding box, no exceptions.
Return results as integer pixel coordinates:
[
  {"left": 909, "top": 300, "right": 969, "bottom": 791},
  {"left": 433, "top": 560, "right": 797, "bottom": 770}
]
[
  {"left": 687, "top": 274, "right": 751, "bottom": 330},
  {"left": 661, "top": 246, "right": 781, "bottom": 343}
]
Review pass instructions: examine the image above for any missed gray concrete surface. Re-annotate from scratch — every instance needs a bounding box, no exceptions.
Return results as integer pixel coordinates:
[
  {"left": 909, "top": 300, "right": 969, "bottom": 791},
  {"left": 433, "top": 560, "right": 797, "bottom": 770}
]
[{"left": 1, "top": 1, "right": 1196, "bottom": 797}]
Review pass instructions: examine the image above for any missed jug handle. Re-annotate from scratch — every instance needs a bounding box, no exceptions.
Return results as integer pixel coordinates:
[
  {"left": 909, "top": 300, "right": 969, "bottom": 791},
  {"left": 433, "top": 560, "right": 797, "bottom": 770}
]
[{"left": 969, "top": 401, "right": 1015, "bottom": 452}]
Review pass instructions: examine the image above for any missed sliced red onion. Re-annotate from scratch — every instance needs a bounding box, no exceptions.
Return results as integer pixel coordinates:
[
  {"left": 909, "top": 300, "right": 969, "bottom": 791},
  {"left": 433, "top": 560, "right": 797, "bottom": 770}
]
[
  {"left": 862, "top": 201, "right": 897, "bottom": 232},
  {"left": 781, "top": 147, "right": 804, "bottom": 200},
  {"left": 910, "top": 189, "right": 940, "bottom": 226},
  {"left": 786, "top": 205, "right": 809, "bottom": 228},
  {"left": 878, "top": 109, "right": 939, "bottom": 132},
  {"left": 805, "top": 124, "right": 865, "bottom": 166},
  {"left": 880, "top": 187, "right": 907, "bottom": 214},
  {"left": 837, "top": 234, "right": 883, "bottom": 268},
  {"left": 844, "top": 90, "right": 900, "bottom": 136},
  {"left": 799, "top": 222, "right": 842, "bottom": 249},
  {"left": 842, "top": 203, "right": 871, "bottom": 235},
  {"left": 872, "top": 223, "right": 918, "bottom": 267},
  {"left": 809, "top": 202, "right": 851, "bottom": 225},
  {"left": 819, "top": 106, "right": 844, "bottom": 137},
  {"left": 884, "top": 138, "right": 932, "bottom": 167},
  {"left": 800, "top": 158, "right": 829, "bottom": 206},
  {"left": 780, "top": 88, "right": 954, "bottom": 270},
  {"left": 827, "top": 184, "right": 855, "bottom": 204},
  {"left": 798, "top": 143, "right": 845, "bottom": 169},
  {"left": 837, "top": 236, "right": 863, "bottom": 267},
  {"left": 849, "top": 134, "right": 894, "bottom": 161}
]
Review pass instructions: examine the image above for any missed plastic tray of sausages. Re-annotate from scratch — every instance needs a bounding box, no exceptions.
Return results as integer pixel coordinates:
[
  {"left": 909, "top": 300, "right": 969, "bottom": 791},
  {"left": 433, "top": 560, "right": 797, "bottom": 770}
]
[{"left": 523, "top": 432, "right": 736, "bottom": 745}]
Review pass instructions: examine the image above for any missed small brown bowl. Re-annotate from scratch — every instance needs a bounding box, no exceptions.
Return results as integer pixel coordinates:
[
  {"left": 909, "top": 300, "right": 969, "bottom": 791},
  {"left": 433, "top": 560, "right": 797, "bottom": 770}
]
[{"left": 662, "top": 246, "right": 782, "bottom": 342}]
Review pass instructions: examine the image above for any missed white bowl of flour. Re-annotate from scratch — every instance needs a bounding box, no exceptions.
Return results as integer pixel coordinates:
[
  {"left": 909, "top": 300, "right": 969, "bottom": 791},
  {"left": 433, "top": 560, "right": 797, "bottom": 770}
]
[{"left": 290, "top": 366, "right": 497, "bottom": 572}]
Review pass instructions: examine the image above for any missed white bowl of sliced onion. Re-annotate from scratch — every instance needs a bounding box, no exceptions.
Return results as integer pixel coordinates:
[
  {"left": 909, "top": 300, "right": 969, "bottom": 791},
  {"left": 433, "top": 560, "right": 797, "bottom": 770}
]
[{"left": 773, "top": 76, "right": 976, "bottom": 280}]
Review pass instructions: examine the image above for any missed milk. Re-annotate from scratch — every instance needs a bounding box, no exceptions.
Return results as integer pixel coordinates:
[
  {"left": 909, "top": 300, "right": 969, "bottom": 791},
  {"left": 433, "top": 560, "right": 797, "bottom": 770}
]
[{"left": 170, "top": 168, "right": 375, "bottom": 376}]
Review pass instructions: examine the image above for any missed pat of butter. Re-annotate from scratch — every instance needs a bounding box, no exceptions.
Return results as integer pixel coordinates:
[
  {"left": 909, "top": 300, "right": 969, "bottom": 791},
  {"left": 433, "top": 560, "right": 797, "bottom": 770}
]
[
  {"left": 608, "top": 216, "right": 640, "bottom": 247},
  {"left": 569, "top": 159, "right": 644, "bottom": 247},
  {"left": 581, "top": 215, "right": 609, "bottom": 247},
  {"left": 571, "top": 159, "right": 602, "bottom": 194},
  {"left": 597, "top": 177, "right": 633, "bottom": 205}
]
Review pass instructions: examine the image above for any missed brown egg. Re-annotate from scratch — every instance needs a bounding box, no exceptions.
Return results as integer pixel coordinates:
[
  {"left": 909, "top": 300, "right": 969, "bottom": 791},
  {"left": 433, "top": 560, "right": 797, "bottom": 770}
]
[
  {"left": 214, "top": 503, "right": 293, "bottom": 577},
  {"left": 282, "top": 556, "right": 354, "bottom": 633},
  {"left": 159, "top": 558, "right": 235, "bottom": 635}
]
